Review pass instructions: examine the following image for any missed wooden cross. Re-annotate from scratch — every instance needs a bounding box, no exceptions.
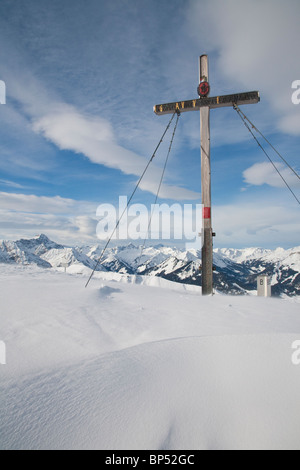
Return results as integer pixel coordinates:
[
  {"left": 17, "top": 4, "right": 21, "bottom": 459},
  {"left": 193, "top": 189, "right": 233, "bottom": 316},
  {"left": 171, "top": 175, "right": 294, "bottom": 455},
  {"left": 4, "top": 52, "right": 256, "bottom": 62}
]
[{"left": 154, "top": 55, "right": 260, "bottom": 295}]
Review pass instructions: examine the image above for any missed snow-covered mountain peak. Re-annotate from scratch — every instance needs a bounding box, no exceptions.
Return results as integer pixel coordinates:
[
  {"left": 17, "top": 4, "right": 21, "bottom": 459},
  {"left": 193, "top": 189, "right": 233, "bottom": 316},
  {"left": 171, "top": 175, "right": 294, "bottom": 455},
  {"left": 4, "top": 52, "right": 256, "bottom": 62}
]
[
  {"left": 214, "top": 247, "right": 271, "bottom": 264},
  {"left": 0, "top": 234, "right": 299, "bottom": 296},
  {"left": 17, "top": 233, "right": 64, "bottom": 256},
  {"left": 41, "top": 247, "right": 98, "bottom": 270}
]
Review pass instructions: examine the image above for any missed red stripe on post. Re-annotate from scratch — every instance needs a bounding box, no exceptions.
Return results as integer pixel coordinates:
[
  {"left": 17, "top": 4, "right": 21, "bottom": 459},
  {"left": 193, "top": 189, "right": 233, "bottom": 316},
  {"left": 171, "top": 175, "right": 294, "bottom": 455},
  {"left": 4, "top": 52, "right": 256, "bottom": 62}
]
[{"left": 203, "top": 207, "right": 211, "bottom": 219}]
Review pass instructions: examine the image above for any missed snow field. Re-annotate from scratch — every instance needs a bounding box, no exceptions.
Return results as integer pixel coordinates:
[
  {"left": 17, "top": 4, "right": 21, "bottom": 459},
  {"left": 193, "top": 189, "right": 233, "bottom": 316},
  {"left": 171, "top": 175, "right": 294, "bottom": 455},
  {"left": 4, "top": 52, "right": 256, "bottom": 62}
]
[{"left": 0, "top": 265, "right": 300, "bottom": 449}]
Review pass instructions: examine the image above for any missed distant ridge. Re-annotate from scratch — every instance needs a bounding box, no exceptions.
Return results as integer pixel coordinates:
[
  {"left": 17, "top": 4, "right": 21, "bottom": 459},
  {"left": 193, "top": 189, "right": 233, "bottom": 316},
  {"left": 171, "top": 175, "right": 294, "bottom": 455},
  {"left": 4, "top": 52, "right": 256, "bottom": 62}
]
[{"left": 0, "top": 234, "right": 299, "bottom": 296}]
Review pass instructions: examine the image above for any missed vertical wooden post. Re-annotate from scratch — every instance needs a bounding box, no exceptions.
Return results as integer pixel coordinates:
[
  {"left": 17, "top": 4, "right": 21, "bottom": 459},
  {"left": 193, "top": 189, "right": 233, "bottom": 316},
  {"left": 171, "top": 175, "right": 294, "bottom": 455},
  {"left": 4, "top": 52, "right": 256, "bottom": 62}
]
[{"left": 199, "top": 55, "right": 213, "bottom": 295}]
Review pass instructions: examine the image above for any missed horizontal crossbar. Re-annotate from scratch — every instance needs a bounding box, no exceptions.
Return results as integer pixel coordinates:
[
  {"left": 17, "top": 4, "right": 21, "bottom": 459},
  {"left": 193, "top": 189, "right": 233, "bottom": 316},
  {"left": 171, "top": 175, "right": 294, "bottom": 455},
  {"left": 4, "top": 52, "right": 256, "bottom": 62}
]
[{"left": 154, "top": 91, "right": 260, "bottom": 115}]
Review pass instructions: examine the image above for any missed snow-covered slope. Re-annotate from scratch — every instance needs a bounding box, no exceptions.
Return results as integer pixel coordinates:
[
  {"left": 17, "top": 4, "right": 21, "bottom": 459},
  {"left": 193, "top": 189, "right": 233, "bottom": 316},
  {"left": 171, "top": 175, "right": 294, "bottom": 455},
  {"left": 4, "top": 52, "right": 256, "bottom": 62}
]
[
  {"left": 77, "top": 242, "right": 300, "bottom": 296},
  {"left": 0, "top": 265, "right": 300, "bottom": 450},
  {"left": 76, "top": 242, "right": 300, "bottom": 296},
  {"left": 0, "top": 235, "right": 102, "bottom": 272},
  {"left": 0, "top": 234, "right": 300, "bottom": 296},
  {"left": 214, "top": 247, "right": 271, "bottom": 263},
  {"left": 41, "top": 247, "right": 100, "bottom": 271},
  {"left": 0, "top": 236, "right": 53, "bottom": 267}
]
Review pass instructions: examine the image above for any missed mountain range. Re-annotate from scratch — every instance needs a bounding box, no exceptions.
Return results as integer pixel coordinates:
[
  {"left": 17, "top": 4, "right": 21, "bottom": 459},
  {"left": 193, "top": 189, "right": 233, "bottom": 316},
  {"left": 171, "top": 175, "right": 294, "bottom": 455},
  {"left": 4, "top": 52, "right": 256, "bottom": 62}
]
[{"left": 0, "top": 234, "right": 299, "bottom": 296}]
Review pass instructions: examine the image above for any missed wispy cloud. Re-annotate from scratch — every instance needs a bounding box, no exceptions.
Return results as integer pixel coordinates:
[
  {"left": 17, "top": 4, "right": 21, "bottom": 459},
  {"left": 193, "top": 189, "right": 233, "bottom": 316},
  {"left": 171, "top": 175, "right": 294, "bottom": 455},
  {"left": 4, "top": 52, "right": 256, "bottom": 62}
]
[
  {"left": 32, "top": 103, "right": 199, "bottom": 200},
  {"left": 0, "top": 179, "right": 28, "bottom": 189},
  {"left": 187, "top": 0, "right": 300, "bottom": 135},
  {"left": 0, "top": 0, "right": 299, "bottom": 247},
  {"left": 214, "top": 198, "right": 300, "bottom": 248},
  {"left": 0, "top": 191, "right": 94, "bottom": 215},
  {"left": 243, "top": 162, "right": 300, "bottom": 189},
  {"left": 1, "top": 190, "right": 299, "bottom": 249},
  {"left": 0, "top": 191, "right": 98, "bottom": 244},
  {"left": 0, "top": 209, "right": 98, "bottom": 245}
]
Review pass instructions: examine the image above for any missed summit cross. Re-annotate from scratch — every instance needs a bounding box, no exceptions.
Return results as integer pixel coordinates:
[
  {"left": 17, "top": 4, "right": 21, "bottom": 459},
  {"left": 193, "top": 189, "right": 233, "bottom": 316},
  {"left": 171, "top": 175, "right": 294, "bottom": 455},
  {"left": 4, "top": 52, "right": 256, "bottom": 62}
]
[{"left": 154, "top": 55, "right": 260, "bottom": 295}]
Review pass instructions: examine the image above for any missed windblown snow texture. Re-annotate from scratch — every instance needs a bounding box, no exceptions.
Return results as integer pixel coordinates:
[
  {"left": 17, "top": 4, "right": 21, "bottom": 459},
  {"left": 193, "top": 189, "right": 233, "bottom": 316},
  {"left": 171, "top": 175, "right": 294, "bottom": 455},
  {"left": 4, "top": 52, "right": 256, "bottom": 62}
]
[{"left": 0, "top": 266, "right": 300, "bottom": 450}]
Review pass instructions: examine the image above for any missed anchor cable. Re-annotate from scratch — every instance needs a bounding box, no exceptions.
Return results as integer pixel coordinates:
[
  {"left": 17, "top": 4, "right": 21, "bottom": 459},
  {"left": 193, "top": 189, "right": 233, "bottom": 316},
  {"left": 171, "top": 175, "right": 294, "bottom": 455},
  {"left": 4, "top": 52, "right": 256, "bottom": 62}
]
[
  {"left": 235, "top": 106, "right": 299, "bottom": 180},
  {"left": 140, "top": 111, "right": 181, "bottom": 258},
  {"left": 234, "top": 105, "right": 300, "bottom": 206},
  {"left": 85, "top": 111, "right": 178, "bottom": 288}
]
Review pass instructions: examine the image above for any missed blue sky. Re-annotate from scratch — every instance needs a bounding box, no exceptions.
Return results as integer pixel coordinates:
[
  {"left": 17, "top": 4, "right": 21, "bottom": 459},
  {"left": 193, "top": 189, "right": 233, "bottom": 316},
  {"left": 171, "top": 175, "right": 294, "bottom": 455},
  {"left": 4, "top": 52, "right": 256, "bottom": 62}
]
[{"left": 0, "top": 0, "right": 299, "bottom": 248}]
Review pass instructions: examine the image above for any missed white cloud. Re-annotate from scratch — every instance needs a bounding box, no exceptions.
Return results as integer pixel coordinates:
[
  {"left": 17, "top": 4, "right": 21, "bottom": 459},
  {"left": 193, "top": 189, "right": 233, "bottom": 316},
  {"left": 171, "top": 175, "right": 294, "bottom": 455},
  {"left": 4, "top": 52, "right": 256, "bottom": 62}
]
[
  {"left": 0, "top": 180, "right": 27, "bottom": 189},
  {"left": 0, "top": 210, "right": 96, "bottom": 245},
  {"left": 0, "top": 0, "right": 298, "bottom": 249},
  {"left": 0, "top": 192, "right": 99, "bottom": 244},
  {"left": 1, "top": 191, "right": 299, "bottom": 249},
  {"left": 0, "top": 25, "right": 198, "bottom": 200},
  {"left": 33, "top": 104, "right": 146, "bottom": 175},
  {"left": 33, "top": 104, "right": 199, "bottom": 200},
  {"left": 213, "top": 200, "right": 300, "bottom": 248},
  {"left": 0, "top": 191, "right": 79, "bottom": 214},
  {"left": 74, "top": 215, "right": 98, "bottom": 237},
  {"left": 187, "top": 0, "right": 300, "bottom": 135},
  {"left": 243, "top": 162, "right": 300, "bottom": 188},
  {"left": 279, "top": 113, "right": 300, "bottom": 136}
]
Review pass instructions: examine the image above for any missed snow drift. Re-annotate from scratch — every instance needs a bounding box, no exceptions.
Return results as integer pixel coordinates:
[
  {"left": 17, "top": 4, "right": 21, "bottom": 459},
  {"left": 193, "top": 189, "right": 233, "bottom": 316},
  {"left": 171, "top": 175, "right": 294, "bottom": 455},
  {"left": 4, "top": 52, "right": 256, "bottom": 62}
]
[{"left": 0, "top": 265, "right": 300, "bottom": 450}]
